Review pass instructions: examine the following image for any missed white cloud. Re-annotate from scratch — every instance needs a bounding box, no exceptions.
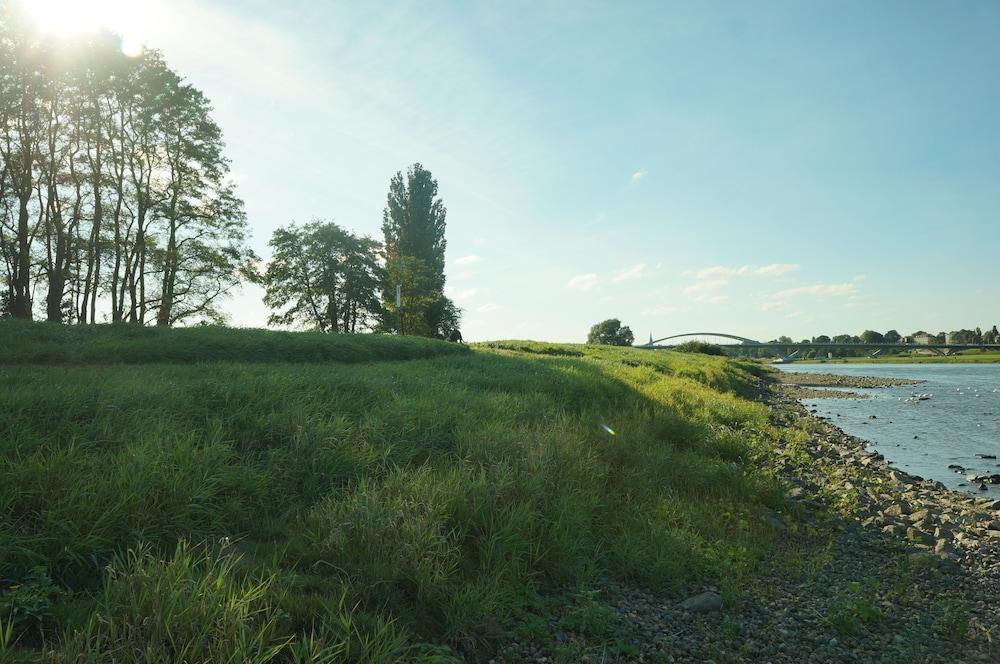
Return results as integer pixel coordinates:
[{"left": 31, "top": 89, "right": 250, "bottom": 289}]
[
  {"left": 631, "top": 169, "right": 647, "bottom": 181},
  {"left": 696, "top": 263, "right": 800, "bottom": 280},
  {"left": 772, "top": 283, "right": 857, "bottom": 298},
  {"left": 610, "top": 263, "right": 646, "bottom": 283},
  {"left": 445, "top": 287, "right": 478, "bottom": 300},
  {"left": 567, "top": 273, "right": 600, "bottom": 291},
  {"left": 705, "top": 295, "right": 729, "bottom": 304},
  {"left": 683, "top": 279, "right": 728, "bottom": 296},
  {"left": 760, "top": 301, "right": 792, "bottom": 312},
  {"left": 454, "top": 255, "right": 481, "bottom": 266},
  {"left": 477, "top": 303, "right": 500, "bottom": 313}
]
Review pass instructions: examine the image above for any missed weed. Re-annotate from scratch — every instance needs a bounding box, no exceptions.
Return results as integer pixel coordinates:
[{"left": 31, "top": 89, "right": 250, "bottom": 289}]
[{"left": 824, "top": 580, "right": 883, "bottom": 636}]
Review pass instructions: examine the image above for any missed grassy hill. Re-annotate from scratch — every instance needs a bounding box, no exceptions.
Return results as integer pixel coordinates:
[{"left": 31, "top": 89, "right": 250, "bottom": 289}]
[{"left": 0, "top": 323, "right": 785, "bottom": 662}]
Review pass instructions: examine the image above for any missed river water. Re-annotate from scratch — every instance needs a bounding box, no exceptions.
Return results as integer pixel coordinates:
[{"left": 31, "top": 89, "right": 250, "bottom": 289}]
[{"left": 778, "top": 363, "right": 1000, "bottom": 494}]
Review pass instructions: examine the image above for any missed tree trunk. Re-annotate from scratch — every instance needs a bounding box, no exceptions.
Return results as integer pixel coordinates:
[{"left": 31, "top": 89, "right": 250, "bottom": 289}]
[{"left": 11, "top": 193, "right": 32, "bottom": 319}]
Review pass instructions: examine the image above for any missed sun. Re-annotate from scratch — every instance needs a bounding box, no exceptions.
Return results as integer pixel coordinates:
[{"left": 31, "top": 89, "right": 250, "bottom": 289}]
[{"left": 23, "top": 0, "right": 150, "bottom": 56}]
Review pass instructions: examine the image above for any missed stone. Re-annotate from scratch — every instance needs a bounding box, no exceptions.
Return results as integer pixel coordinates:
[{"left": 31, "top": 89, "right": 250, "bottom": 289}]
[
  {"left": 906, "top": 527, "right": 935, "bottom": 546},
  {"left": 984, "top": 530, "right": 1000, "bottom": 540},
  {"left": 884, "top": 502, "right": 913, "bottom": 517},
  {"left": 934, "top": 539, "right": 956, "bottom": 557},
  {"left": 908, "top": 509, "right": 930, "bottom": 523},
  {"left": 678, "top": 591, "right": 722, "bottom": 613}
]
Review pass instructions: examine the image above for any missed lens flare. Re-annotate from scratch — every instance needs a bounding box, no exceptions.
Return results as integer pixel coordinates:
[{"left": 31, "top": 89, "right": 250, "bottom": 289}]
[
  {"left": 22, "top": 0, "right": 149, "bottom": 55},
  {"left": 600, "top": 423, "right": 616, "bottom": 436}
]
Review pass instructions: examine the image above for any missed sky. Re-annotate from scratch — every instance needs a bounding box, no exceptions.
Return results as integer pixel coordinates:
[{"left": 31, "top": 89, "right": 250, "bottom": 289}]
[{"left": 27, "top": 0, "right": 1000, "bottom": 342}]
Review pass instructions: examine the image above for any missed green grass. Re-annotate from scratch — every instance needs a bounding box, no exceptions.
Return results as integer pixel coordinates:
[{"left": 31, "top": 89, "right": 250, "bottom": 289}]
[
  {"left": 0, "top": 319, "right": 468, "bottom": 365},
  {"left": 0, "top": 322, "right": 786, "bottom": 661}
]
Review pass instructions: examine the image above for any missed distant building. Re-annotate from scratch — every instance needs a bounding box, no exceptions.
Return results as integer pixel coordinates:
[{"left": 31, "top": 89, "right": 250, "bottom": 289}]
[
  {"left": 912, "top": 333, "right": 934, "bottom": 345},
  {"left": 945, "top": 332, "right": 958, "bottom": 345}
]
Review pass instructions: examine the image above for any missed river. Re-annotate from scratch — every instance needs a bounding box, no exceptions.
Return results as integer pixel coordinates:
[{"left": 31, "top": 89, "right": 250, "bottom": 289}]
[{"left": 777, "top": 363, "right": 1000, "bottom": 494}]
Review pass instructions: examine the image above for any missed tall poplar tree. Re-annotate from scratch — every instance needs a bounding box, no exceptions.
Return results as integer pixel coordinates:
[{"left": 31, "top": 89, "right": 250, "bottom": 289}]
[{"left": 380, "top": 163, "right": 459, "bottom": 337}]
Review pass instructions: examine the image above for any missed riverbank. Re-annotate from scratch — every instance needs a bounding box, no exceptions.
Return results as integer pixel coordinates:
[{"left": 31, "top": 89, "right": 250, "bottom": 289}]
[
  {"left": 492, "top": 375, "right": 1000, "bottom": 662},
  {"left": 796, "top": 351, "right": 1000, "bottom": 365}
]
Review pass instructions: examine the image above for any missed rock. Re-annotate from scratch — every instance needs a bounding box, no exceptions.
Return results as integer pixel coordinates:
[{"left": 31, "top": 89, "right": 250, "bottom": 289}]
[
  {"left": 934, "top": 539, "right": 956, "bottom": 557},
  {"left": 906, "top": 527, "right": 935, "bottom": 546},
  {"left": 979, "top": 499, "right": 1000, "bottom": 511},
  {"left": 979, "top": 482, "right": 989, "bottom": 492},
  {"left": 982, "top": 474, "right": 1000, "bottom": 484},
  {"left": 984, "top": 530, "right": 1000, "bottom": 540},
  {"left": 884, "top": 502, "right": 913, "bottom": 517},
  {"left": 787, "top": 486, "right": 805, "bottom": 500},
  {"left": 908, "top": 509, "right": 930, "bottom": 523},
  {"left": 976, "top": 454, "right": 997, "bottom": 459},
  {"left": 678, "top": 591, "right": 722, "bottom": 613}
]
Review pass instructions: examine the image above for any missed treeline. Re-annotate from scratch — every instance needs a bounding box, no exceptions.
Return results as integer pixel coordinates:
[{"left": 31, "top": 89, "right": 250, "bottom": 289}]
[
  {"left": 0, "top": 7, "right": 460, "bottom": 337},
  {"left": 746, "top": 325, "right": 1000, "bottom": 359},
  {"left": 0, "top": 9, "right": 251, "bottom": 325}
]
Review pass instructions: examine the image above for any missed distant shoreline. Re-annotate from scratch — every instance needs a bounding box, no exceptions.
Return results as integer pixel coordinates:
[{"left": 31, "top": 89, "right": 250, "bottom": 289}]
[{"left": 791, "top": 353, "right": 1000, "bottom": 365}]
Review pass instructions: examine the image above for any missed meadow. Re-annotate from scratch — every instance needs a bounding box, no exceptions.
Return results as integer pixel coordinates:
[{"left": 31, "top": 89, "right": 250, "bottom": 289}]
[{"left": 1, "top": 323, "right": 786, "bottom": 662}]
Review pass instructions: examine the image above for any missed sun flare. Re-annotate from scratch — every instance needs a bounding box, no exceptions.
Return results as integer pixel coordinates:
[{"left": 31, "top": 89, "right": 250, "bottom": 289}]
[{"left": 23, "top": 0, "right": 149, "bottom": 55}]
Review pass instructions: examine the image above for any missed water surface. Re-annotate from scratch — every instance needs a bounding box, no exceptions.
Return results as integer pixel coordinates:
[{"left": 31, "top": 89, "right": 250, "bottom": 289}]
[{"left": 778, "top": 363, "right": 1000, "bottom": 493}]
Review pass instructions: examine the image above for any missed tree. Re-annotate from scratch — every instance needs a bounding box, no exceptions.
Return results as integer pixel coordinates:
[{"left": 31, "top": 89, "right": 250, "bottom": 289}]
[
  {"left": 884, "top": 329, "right": 901, "bottom": 344},
  {"left": 860, "top": 330, "right": 884, "bottom": 344},
  {"left": 675, "top": 341, "right": 726, "bottom": 356},
  {"left": 0, "top": 11, "right": 252, "bottom": 325},
  {"left": 587, "top": 319, "right": 634, "bottom": 346},
  {"left": 813, "top": 335, "right": 831, "bottom": 344},
  {"left": 380, "top": 163, "right": 458, "bottom": 336},
  {"left": 260, "top": 221, "right": 383, "bottom": 333}
]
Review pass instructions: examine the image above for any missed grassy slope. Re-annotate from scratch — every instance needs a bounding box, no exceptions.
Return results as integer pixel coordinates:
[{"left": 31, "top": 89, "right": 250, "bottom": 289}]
[{"left": 0, "top": 324, "right": 784, "bottom": 662}]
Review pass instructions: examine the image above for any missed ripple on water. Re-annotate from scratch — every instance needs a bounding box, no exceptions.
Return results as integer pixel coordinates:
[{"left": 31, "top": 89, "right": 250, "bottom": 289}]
[{"left": 780, "top": 363, "right": 1000, "bottom": 494}]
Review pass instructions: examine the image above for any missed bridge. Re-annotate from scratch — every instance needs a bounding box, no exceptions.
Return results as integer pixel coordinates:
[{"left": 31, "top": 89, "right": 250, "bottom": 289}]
[{"left": 639, "top": 332, "right": 1000, "bottom": 362}]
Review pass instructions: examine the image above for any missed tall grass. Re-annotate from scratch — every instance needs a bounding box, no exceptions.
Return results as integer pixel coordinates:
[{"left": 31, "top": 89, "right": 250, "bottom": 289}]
[
  {"left": 0, "top": 324, "right": 784, "bottom": 660},
  {"left": 0, "top": 320, "right": 467, "bottom": 365}
]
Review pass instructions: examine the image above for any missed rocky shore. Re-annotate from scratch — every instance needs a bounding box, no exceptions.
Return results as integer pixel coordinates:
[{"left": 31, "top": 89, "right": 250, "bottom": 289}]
[
  {"left": 775, "top": 372, "right": 925, "bottom": 389},
  {"left": 494, "top": 375, "right": 999, "bottom": 663}
]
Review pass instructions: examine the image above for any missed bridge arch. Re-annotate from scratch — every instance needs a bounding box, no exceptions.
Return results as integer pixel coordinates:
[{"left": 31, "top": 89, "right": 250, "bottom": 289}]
[{"left": 644, "top": 332, "right": 760, "bottom": 346}]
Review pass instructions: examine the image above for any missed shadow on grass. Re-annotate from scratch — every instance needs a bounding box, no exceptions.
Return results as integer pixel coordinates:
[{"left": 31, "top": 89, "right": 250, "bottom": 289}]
[{"left": 0, "top": 331, "right": 786, "bottom": 661}]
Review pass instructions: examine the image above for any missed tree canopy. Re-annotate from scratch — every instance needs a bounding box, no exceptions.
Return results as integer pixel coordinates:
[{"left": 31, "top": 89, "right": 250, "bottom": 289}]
[
  {"left": 0, "top": 7, "right": 252, "bottom": 325},
  {"left": 259, "top": 221, "right": 383, "bottom": 333},
  {"left": 587, "top": 319, "right": 634, "bottom": 346},
  {"left": 380, "top": 163, "right": 459, "bottom": 337}
]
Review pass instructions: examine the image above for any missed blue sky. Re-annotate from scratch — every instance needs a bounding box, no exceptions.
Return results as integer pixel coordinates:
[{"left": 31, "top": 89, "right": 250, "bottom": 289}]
[{"left": 92, "top": 0, "right": 1000, "bottom": 340}]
